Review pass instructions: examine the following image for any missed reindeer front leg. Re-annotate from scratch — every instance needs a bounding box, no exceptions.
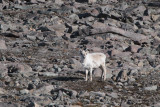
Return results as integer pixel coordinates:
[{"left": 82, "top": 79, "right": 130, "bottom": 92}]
[
  {"left": 90, "top": 68, "right": 93, "bottom": 81},
  {"left": 85, "top": 69, "right": 88, "bottom": 81},
  {"left": 102, "top": 64, "right": 106, "bottom": 81}
]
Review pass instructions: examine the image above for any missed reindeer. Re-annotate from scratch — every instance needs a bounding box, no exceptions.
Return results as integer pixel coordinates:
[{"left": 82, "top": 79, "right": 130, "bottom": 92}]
[{"left": 80, "top": 50, "right": 107, "bottom": 81}]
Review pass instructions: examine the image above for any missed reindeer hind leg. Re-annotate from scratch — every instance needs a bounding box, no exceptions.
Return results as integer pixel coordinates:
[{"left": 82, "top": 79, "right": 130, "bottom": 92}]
[
  {"left": 85, "top": 69, "right": 88, "bottom": 81},
  {"left": 100, "top": 66, "right": 104, "bottom": 81},
  {"left": 102, "top": 64, "right": 106, "bottom": 81},
  {"left": 89, "top": 68, "right": 93, "bottom": 81}
]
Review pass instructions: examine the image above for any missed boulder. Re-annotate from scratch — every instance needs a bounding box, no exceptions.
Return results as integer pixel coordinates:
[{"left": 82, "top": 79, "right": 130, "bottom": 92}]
[{"left": 70, "top": 58, "right": 83, "bottom": 69}]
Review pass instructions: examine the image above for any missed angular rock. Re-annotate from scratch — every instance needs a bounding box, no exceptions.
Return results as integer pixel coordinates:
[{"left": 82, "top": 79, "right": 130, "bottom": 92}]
[
  {"left": 82, "top": 99, "right": 90, "bottom": 104},
  {"left": 0, "top": 40, "right": 7, "bottom": 50},
  {"left": 157, "top": 44, "right": 160, "bottom": 54},
  {"left": 148, "top": 2, "right": 160, "bottom": 7},
  {"left": 54, "top": 0, "right": 64, "bottom": 6},
  {"left": 0, "top": 88, "right": 7, "bottom": 94},
  {"left": 27, "top": 102, "right": 40, "bottom": 107},
  {"left": 138, "top": 47, "right": 157, "bottom": 55},
  {"left": 65, "top": 23, "right": 78, "bottom": 33},
  {"left": 51, "top": 88, "right": 77, "bottom": 99},
  {"left": 0, "top": 23, "right": 9, "bottom": 31},
  {"left": 34, "top": 84, "right": 54, "bottom": 95},
  {"left": 110, "top": 49, "right": 122, "bottom": 57},
  {"left": 20, "top": 89, "right": 29, "bottom": 95},
  {"left": 33, "top": 66, "right": 43, "bottom": 72},
  {"left": 37, "top": 26, "right": 51, "bottom": 32},
  {"left": 110, "top": 11, "right": 121, "bottom": 19},
  {"left": 90, "top": 9, "right": 99, "bottom": 16},
  {"left": 0, "top": 63, "right": 8, "bottom": 77},
  {"left": 138, "top": 60, "right": 143, "bottom": 67},
  {"left": 7, "top": 63, "right": 33, "bottom": 76},
  {"left": 132, "top": 5, "right": 146, "bottom": 16},
  {"left": 154, "top": 102, "right": 160, "bottom": 107},
  {"left": 26, "top": 35, "right": 36, "bottom": 41},
  {"left": 106, "top": 69, "right": 113, "bottom": 79},
  {"left": 93, "top": 68, "right": 102, "bottom": 77},
  {"left": 151, "top": 14, "right": 160, "bottom": 22},
  {"left": 112, "top": 69, "right": 128, "bottom": 82},
  {"left": 92, "top": 21, "right": 106, "bottom": 29},
  {"left": 70, "top": 89, "right": 78, "bottom": 98},
  {"left": 104, "top": 85, "right": 113, "bottom": 91},
  {"left": 29, "top": 0, "right": 38, "bottom": 3},
  {"left": 121, "top": 101, "right": 130, "bottom": 107},
  {"left": 38, "top": 72, "right": 58, "bottom": 77},
  {"left": 79, "top": 91, "right": 90, "bottom": 97},
  {"left": 0, "top": 103, "right": 19, "bottom": 107},
  {"left": 14, "top": 5, "right": 31, "bottom": 10},
  {"left": 125, "top": 45, "right": 141, "bottom": 53},
  {"left": 37, "top": 0, "right": 45, "bottom": 3},
  {"left": 53, "top": 64, "right": 61, "bottom": 72},
  {"left": 90, "top": 91, "right": 105, "bottom": 97},
  {"left": 88, "top": 0, "right": 97, "bottom": 4},
  {"left": 91, "top": 47, "right": 103, "bottom": 52},
  {"left": 144, "top": 85, "right": 157, "bottom": 91},
  {"left": 69, "top": 14, "right": 79, "bottom": 23},
  {"left": 107, "top": 92, "right": 118, "bottom": 98},
  {"left": 101, "top": 5, "right": 113, "bottom": 14},
  {"left": 78, "top": 25, "right": 90, "bottom": 36},
  {"left": 90, "top": 22, "right": 148, "bottom": 42},
  {"left": 93, "top": 68, "right": 112, "bottom": 79},
  {"left": 70, "top": 58, "right": 83, "bottom": 69},
  {"left": 110, "top": 49, "right": 131, "bottom": 58}
]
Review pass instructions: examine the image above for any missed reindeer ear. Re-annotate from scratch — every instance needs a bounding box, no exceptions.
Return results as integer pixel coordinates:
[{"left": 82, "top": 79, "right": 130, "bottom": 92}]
[
  {"left": 86, "top": 50, "right": 89, "bottom": 54},
  {"left": 82, "top": 50, "right": 85, "bottom": 54},
  {"left": 85, "top": 49, "right": 89, "bottom": 55},
  {"left": 80, "top": 50, "right": 86, "bottom": 56}
]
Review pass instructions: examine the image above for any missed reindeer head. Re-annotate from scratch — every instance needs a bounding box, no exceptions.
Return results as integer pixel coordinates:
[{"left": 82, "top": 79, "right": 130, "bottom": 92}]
[
  {"left": 79, "top": 49, "right": 89, "bottom": 63},
  {"left": 80, "top": 49, "right": 89, "bottom": 58}
]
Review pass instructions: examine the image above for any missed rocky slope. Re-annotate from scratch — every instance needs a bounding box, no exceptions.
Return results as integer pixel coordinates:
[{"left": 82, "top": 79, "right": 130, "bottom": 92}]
[{"left": 0, "top": 0, "right": 160, "bottom": 106}]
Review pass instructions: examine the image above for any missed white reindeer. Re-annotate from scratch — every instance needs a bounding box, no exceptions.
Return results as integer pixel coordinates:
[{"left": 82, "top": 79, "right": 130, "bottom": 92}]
[{"left": 80, "top": 50, "right": 107, "bottom": 81}]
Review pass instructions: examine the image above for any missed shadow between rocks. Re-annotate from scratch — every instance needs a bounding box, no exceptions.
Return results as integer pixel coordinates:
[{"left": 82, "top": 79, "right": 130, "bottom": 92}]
[{"left": 51, "top": 76, "right": 84, "bottom": 81}]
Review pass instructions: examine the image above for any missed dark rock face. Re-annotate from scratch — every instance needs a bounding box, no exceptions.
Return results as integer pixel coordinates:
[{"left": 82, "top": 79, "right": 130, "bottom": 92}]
[{"left": 0, "top": 0, "right": 160, "bottom": 106}]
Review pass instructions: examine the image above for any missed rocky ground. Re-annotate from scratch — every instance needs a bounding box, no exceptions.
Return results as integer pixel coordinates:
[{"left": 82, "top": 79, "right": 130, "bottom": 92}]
[{"left": 0, "top": 0, "right": 160, "bottom": 106}]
